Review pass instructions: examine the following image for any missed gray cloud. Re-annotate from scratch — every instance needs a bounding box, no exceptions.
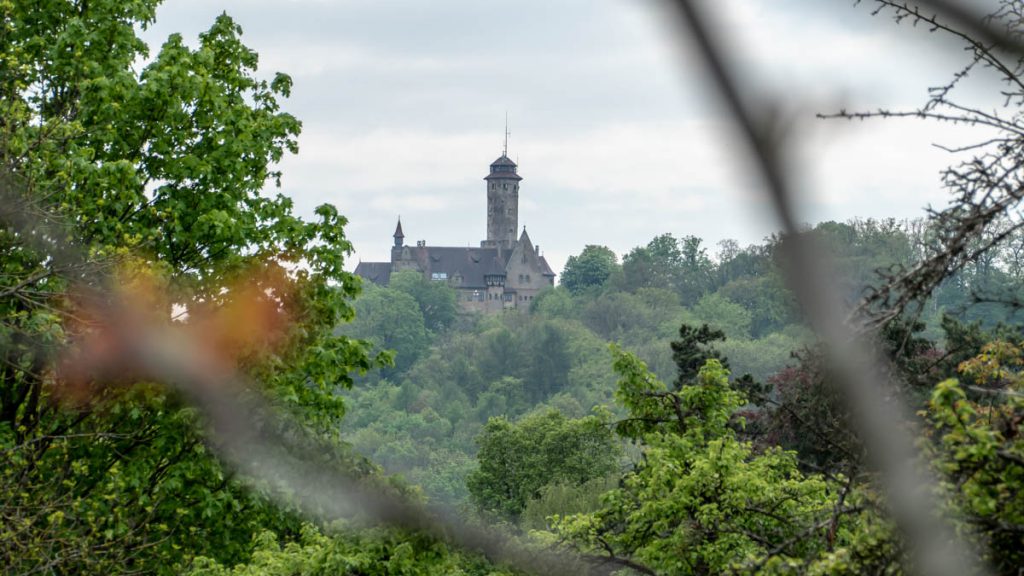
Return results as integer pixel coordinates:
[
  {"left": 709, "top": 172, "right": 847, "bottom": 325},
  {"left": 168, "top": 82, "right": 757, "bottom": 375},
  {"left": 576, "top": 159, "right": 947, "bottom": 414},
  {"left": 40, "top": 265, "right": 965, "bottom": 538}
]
[{"left": 141, "top": 0, "right": 993, "bottom": 276}]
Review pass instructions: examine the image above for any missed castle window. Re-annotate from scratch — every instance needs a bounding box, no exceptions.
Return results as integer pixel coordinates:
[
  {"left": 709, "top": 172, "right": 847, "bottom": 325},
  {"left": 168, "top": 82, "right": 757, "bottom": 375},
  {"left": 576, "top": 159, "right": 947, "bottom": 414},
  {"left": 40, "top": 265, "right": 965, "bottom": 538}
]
[
  {"left": 503, "top": 183, "right": 508, "bottom": 190},
  {"left": 431, "top": 272, "right": 447, "bottom": 281},
  {"left": 526, "top": 274, "right": 531, "bottom": 282}
]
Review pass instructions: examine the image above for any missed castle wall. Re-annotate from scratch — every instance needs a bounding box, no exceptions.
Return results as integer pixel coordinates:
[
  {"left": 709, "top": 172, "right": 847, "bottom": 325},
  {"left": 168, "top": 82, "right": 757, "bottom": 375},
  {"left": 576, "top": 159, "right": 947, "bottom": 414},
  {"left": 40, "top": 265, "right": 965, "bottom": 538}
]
[{"left": 455, "top": 284, "right": 508, "bottom": 313}]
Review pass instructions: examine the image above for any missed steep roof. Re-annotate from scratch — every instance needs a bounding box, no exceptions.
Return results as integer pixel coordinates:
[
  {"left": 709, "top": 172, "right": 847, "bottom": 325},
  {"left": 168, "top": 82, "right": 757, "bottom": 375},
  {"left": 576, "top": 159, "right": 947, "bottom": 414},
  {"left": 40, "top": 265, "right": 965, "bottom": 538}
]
[
  {"left": 393, "top": 219, "right": 404, "bottom": 239},
  {"left": 353, "top": 261, "right": 392, "bottom": 285},
  {"left": 518, "top": 227, "right": 533, "bottom": 248},
  {"left": 538, "top": 256, "right": 556, "bottom": 277},
  {"left": 517, "top": 228, "right": 556, "bottom": 277},
  {"left": 417, "top": 246, "right": 508, "bottom": 289}
]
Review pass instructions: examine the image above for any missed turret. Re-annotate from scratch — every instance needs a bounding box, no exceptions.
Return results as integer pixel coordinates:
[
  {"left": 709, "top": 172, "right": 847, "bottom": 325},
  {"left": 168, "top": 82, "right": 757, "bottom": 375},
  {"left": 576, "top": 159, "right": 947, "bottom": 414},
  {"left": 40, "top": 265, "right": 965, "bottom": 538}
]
[
  {"left": 393, "top": 218, "right": 404, "bottom": 248},
  {"left": 483, "top": 154, "right": 522, "bottom": 250}
]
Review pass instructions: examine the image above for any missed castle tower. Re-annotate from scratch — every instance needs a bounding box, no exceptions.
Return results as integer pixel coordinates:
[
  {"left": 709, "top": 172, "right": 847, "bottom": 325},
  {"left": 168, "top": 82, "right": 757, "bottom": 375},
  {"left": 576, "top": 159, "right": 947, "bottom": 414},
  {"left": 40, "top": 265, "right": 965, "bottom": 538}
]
[{"left": 483, "top": 153, "right": 522, "bottom": 250}]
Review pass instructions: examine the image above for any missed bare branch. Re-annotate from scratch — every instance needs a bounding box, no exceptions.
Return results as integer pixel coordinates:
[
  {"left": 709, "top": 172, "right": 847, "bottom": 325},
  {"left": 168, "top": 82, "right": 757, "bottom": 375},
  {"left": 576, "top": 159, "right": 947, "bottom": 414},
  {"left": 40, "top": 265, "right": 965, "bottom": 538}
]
[{"left": 663, "top": 2, "right": 988, "bottom": 575}]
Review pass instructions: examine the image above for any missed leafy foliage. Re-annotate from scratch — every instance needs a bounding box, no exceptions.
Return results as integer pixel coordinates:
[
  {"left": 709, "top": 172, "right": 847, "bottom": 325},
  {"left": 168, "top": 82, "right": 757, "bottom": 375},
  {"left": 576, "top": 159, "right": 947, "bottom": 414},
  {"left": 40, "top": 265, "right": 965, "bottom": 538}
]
[
  {"left": 388, "top": 269, "right": 459, "bottom": 334},
  {"left": 561, "top": 245, "right": 620, "bottom": 295},
  {"left": 467, "top": 409, "right": 621, "bottom": 521},
  {"left": 553, "top": 352, "right": 894, "bottom": 575},
  {"left": 187, "top": 524, "right": 515, "bottom": 576},
  {"left": 0, "top": 1, "right": 402, "bottom": 572},
  {"left": 925, "top": 343, "right": 1024, "bottom": 574}
]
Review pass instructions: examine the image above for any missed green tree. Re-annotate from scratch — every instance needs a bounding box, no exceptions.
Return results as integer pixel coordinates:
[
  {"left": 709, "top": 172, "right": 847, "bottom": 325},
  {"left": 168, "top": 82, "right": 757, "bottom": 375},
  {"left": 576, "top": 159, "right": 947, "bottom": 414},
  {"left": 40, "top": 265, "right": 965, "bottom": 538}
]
[
  {"left": 388, "top": 269, "right": 459, "bottom": 333},
  {"left": 622, "top": 234, "right": 682, "bottom": 292},
  {"left": 187, "top": 524, "right": 515, "bottom": 576},
  {"left": 343, "top": 284, "right": 431, "bottom": 375},
  {"left": 620, "top": 234, "right": 716, "bottom": 305},
  {"left": 677, "top": 235, "right": 716, "bottom": 305},
  {"left": 0, "top": 1, "right": 387, "bottom": 572},
  {"left": 926, "top": 342, "right": 1024, "bottom": 574},
  {"left": 668, "top": 323, "right": 729, "bottom": 392},
  {"left": 467, "top": 409, "right": 620, "bottom": 521},
  {"left": 691, "top": 293, "right": 752, "bottom": 340},
  {"left": 561, "top": 245, "right": 619, "bottom": 295},
  {"left": 553, "top": 350, "right": 894, "bottom": 575}
]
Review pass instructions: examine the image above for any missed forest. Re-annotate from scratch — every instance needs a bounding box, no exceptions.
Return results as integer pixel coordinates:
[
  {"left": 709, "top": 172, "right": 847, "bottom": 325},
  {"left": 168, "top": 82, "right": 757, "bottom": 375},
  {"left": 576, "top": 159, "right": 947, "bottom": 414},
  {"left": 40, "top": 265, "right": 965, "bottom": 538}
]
[
  {"left": 1, "top": 1, "right": 1023, "bottom": 575},
  {"left": 341, "top": 219, "right": 1024, "bottom": 507}
]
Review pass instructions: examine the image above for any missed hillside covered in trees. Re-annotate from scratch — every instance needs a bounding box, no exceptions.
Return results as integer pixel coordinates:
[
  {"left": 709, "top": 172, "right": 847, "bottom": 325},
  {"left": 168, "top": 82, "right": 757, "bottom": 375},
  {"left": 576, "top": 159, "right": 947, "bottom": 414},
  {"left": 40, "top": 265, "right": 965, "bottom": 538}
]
[{"left": 340, "top": 219, "right": 1024, "bottom": 505}]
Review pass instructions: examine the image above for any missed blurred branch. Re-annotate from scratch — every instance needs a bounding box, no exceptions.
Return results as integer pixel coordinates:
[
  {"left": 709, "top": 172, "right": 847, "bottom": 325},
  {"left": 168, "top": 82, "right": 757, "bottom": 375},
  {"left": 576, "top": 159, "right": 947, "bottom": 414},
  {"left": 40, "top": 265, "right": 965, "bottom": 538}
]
[
  {"left": 663, "top": 1, "right": 987, "bottom": 574},
  {"left": 0, "top": 167, "right": 599, "bottom": 576}
]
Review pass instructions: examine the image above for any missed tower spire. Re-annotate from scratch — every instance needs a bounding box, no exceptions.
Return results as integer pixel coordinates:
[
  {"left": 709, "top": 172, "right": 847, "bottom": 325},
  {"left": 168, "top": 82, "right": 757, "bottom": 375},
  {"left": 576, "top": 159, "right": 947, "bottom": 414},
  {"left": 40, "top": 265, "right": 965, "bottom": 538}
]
[
  {"left": 503, "top": 112, "right": 509, "bottom": 157},
  {"left": 393, "top": 216, "right": 404, "bottom": 248}
]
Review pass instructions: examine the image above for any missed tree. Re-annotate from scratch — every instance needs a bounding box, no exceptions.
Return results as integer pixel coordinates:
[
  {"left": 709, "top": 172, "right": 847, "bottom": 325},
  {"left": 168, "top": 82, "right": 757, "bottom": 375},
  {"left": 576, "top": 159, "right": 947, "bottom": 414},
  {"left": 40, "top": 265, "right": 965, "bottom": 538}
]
[
  {"left": 554, "top": 351, "right": 893, "bottom": 575},
  {"left": 690, "top": 293, "right": 752, "bottom": 340},
  {"left": 187, "top": 524, "right": 515, "bottom": 576},
  {"left": 343, "top": 284, "right": 430, "bottom": 376},
  {"left": 837, "top": 2, "right": 1024, "bottom": 327},
  {"left": 620, "top": 234, "right": 716, "bottom": 305},
  {"left": 676, "top": 234, "right": 716, "bottom": 305},
  {"left": 668, "top": 323, "right": 729, "bottom": 391},
  {"left": 467, "top": 409, "right": 620, "bottom": 521},
  {"left": 388, "top": 269, "right": 459, "bottom": 333},
  {"left": 926, "top": 343, "right": 1024, "bottom": 574},
  {"left": 560, "top": 245, "right": 619, "bottom": 295},
  {"left": 0, "top": 2, "right": 388, "bottom": 572},
  {"left": 716, "top": 273, "right": 794, "bottom": 337},
  {"left": 622, "top": 234, "right": 682, "bottom": 293}
]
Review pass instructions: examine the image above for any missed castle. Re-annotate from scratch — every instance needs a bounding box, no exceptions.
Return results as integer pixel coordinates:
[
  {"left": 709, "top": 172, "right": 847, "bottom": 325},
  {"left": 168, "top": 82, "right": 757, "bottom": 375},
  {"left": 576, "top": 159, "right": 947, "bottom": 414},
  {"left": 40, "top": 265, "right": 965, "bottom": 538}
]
[{"left": 354, "top": 149, "right": 555, "bottom": 313}]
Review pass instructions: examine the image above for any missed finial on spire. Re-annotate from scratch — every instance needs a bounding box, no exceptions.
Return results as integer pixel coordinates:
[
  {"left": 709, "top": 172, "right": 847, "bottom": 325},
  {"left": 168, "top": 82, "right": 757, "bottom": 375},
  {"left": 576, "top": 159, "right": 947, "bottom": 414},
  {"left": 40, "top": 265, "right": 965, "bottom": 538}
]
[{"left": 503, "top": 112, "right": 510, "bottom": 157}]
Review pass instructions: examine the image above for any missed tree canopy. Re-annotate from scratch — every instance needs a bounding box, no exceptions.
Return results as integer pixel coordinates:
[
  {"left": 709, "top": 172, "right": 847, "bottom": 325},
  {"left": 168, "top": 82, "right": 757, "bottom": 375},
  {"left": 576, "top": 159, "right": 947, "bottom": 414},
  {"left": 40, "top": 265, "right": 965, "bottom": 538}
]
[{"left": 467, "top": 409, "right": 620, "bottom": 521}]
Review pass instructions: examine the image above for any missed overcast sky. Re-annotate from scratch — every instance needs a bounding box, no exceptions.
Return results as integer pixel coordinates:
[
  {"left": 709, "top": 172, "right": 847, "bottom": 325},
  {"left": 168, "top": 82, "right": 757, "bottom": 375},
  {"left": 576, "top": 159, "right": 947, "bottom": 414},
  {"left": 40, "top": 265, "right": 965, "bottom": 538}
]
[{"left": 139, "top": 0, "right": 1004, "bottom": 276}]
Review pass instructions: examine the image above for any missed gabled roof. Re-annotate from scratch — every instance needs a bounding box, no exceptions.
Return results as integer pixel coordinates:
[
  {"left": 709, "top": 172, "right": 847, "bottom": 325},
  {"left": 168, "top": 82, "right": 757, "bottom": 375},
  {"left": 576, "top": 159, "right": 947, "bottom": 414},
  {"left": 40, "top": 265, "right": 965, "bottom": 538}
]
[
  {"left": 518, "top": 227, "right": 533, "bottom": 248},
  {"left": 517, "top": 228, "right": 556, "bottom": 277}
]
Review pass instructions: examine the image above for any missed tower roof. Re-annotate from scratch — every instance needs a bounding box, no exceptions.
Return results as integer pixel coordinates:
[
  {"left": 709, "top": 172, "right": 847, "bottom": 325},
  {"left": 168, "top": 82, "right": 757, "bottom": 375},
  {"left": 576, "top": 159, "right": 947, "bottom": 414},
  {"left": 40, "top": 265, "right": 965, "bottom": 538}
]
[
  {"left": 491, "top": 155, "right": 517, "bottom": 168},
  {"left": 485, "top": 154, "right": 523, "bottom": 181},
  {"left": 393, "top": 219, "right": 404, "bottom": 239}
]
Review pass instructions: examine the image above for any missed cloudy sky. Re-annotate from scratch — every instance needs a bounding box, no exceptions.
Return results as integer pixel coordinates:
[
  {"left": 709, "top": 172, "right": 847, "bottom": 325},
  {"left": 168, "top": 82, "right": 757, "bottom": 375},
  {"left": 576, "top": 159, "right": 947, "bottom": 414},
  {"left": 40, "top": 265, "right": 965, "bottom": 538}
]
[{"left": 140, "top": 0, "right": 1003, "bottom": 276}]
